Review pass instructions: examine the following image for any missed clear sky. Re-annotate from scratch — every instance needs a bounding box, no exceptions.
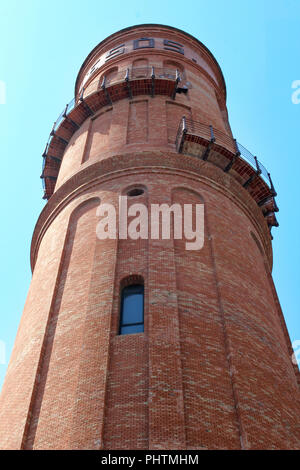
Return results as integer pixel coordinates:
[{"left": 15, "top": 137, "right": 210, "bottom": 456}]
[{"left": 0, "top": 0, "right": 299, "bottom": 390}]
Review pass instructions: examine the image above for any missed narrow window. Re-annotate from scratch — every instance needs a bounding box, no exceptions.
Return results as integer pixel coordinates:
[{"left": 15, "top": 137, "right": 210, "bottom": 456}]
[{"left": 119, "top": 284, "right": 144, "bottom": 335}]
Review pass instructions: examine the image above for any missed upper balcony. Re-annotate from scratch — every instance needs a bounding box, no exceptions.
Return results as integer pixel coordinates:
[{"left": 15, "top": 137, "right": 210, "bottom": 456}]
[
  {"left": 176, "top": 117, "right": 279, "bottom": 236},
  {"left": 40, "top": 66, "right": 278, "bottom": 238},
  {"left": 41, "top": 66, "right": 188, "bottom": 199}
]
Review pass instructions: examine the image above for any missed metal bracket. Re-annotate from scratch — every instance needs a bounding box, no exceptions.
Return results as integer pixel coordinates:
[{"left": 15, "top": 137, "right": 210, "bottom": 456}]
[
  {"left": 79, "top": 87, "right": 95, "bottom": 116},
  {"left": 201, "top": 125, "right": 215, "bottom": 160},
  {"left": 101, "top": 76, "right": 113, "bottom": 106},
  {"left": 265, "top": 211, "right": 279, "bottom": 228},
  {"left": 151, "top": 67, "right": 155, "bottom": 98},
  {"left": 268, "top": 172, "right": 277, "bottom": 197},
  {"left": 224, "top": 139, "right": 240, "bottom": 173},
  {"left": 243, "top": 156, "right": 261, "bottom": 188},
  {"left": 171, "top": 69, "right": 181, "bottom": 99},
  {"left": 56, "top": 135, "right": 69, "bottom": 146},
  {"left": 49, "top": 129, "right": 69, "bottom": 146},
  {"left": 243, "top": 173, "right": 257, "bottom": 189},
  {"left": 258, "top": 196, "right": 279, "bottom": 212},
  {"left": 43, "top": 154, "right": 62, "bottom": 163},
  {"left": 177, "top": 116, "right": 187, "bottom": 153},
  {"left": 125, "top": 69, "right": 133, "bottom": 99},
  {"left": 40, "top": 174, "right": 57, "bottom": 181},
  {"left": 42, "top": 143, "right": 49, "bottom": 158},
  {"left": 63, "top": 103, "right": 80, "bottom": 129}
]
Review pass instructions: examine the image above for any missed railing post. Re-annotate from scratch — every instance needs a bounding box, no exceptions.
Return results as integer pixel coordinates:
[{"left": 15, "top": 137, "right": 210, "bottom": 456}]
[
  {"left": 182, "top": 116, "right": 187, "bottom": 134},
  {"left": 268, "top": 172, "right": 277, "bottom": 196},
  {"left": 78, "top": 86, "right": 94, "bottom": 115},
  {"left": 42, "top": 143, "right": 49, "bottom": 158},
  {"left": 79, "top": 87, "right": 85, "bottom": 102},
  {"left": 62, "top": 103, "right": 69, "bottom": 118},
  {"left": 234, "top": 139, "right": 241, "bottom": 156},
  {"left": 64, "top": 100, "right": 80, "bottom": 129},
  {"left": 209, "top": 125, "right": 215, "bottom": 143},
  {"left": 151, "top": 66, "right": 155, "bottom": 98},
  {"left": 171, "top": 70, "right": 181, "bottom": 100},
  {"left": 100, "top": 75, "right": 113, "bottom": 106},
  {"left": 243, "top": 158, "right": 261, "bottom": 188},
  {"left": 224, "top": 138, "right": 240, "bottom": 173},
  {"left": 201, "top": 124, "right": 215, "bottom": 160},
  {"left": 176, "top": 116, "right": 187, "bottom": 153},
  {"left": 50, "top": 121, "right": 56, "bottom": 136},
  {"left": 254, "top": 156, "right": 262, "bottom": 175},
  {"left": 101, "top": 76, "right": 106, "bottom": 89},
  {"left": 125, "top": 68, "right": 132, "bottom": 99}
]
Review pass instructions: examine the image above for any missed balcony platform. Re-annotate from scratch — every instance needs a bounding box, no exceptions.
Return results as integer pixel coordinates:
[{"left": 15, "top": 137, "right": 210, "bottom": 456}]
[
  {"left": 41, "top": 67, "right": 185, "bottom": 199},
  {"left": 175, "top": 117, "right": 278, "bottom": 234}
]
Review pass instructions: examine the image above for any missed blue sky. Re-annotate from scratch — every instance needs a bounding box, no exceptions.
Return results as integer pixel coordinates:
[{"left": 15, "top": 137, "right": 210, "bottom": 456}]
[{"left": 0, "top": 0, "right": 299, "bottom": 390}]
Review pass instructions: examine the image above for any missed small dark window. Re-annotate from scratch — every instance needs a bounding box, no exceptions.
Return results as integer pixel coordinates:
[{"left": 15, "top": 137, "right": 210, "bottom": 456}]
[
  {"left": 119, "top": 284, "right": 144, "bottom": 335},
  {"left": 127, "top": 188, "right": 144, "bottom": 197}
]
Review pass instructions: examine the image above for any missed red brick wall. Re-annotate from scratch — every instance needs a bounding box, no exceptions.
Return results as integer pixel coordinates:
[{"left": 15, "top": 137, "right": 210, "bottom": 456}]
[{"left": 0, "top": 25, "right": 299, "bottom": 450}]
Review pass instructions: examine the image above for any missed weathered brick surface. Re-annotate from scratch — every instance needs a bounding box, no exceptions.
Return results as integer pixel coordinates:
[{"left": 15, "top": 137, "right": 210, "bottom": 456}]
[{"left": 0, "top": 25, "right": 299, "bottom": 450}]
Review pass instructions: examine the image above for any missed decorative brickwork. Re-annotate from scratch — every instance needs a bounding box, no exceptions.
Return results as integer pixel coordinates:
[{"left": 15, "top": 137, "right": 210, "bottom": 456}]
[{"left": 0, "top": 24, "right": 299, "bottom": 450}]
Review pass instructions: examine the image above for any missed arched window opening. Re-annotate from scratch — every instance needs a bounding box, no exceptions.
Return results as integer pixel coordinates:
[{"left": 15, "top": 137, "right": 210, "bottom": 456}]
[
  {"left": 163, "top": 60, "right": 185, "bottom": 80},
  {"left": 101, "top": 67, "right": 118, "bottom": 87},
  {"left": 132, "top": 58, "right": 148, "bottom": 78},
  {"left": 119, "top": 284, "right": 144, "bottom": 335}
]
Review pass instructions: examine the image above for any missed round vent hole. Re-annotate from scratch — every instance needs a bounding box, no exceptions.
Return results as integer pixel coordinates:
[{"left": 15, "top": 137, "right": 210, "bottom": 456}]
[{"left": 127, "top": 188, "right": 144, "bottom": 197}]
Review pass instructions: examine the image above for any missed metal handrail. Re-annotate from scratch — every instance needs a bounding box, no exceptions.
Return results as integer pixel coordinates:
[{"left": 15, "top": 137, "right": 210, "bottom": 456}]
[
  {"left": 236, "top": 141, "right": 269, "bottom": 181},
  {"left": 176, "top": 117, "right": 274, "bottom": 189},
  {"left": 50, "top": 67, "right": 182, "bottom": 135},
  {"left": 82, "top": 66, "right": 182, "bottom": 99},
  {"left": 42, "top": 66, "right": 184, "bottom": 198}
]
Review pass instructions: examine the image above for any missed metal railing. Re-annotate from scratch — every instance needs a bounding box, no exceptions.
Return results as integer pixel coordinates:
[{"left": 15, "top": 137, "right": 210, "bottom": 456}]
[
  {"left": 236, "top": 141, "right": 269, "bottom": 182},
  {"left": 41, "top": 66, "right": 184, "bottom": 198},
  {"left": 51, "top": 98, "right": 75, "bottom": 134},
  {"left": 81, "top": 66, "right": 182, "bottom": 99},
  {"left": 48, "top": 66, "right": 183, "bottom": 138},
  {"left": 176, "top": 117, "right": 275, "bottom": 190}
]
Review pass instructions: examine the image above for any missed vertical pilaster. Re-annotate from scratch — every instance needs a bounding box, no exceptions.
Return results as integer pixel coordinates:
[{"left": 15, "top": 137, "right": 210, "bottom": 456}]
[{"left": 148, "top": 192, "right": 186, "bottom": 449}]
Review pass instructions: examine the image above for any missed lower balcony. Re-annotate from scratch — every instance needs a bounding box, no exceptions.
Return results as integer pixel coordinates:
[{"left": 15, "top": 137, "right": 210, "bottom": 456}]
[{"left": 175, "top": 117, "right": 278, "bottom": 235}]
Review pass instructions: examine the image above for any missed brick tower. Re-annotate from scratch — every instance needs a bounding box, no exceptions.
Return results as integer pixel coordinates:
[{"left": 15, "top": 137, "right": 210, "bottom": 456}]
[{"left": 0, "top": 24, "right": 299, "bottom": 450}]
